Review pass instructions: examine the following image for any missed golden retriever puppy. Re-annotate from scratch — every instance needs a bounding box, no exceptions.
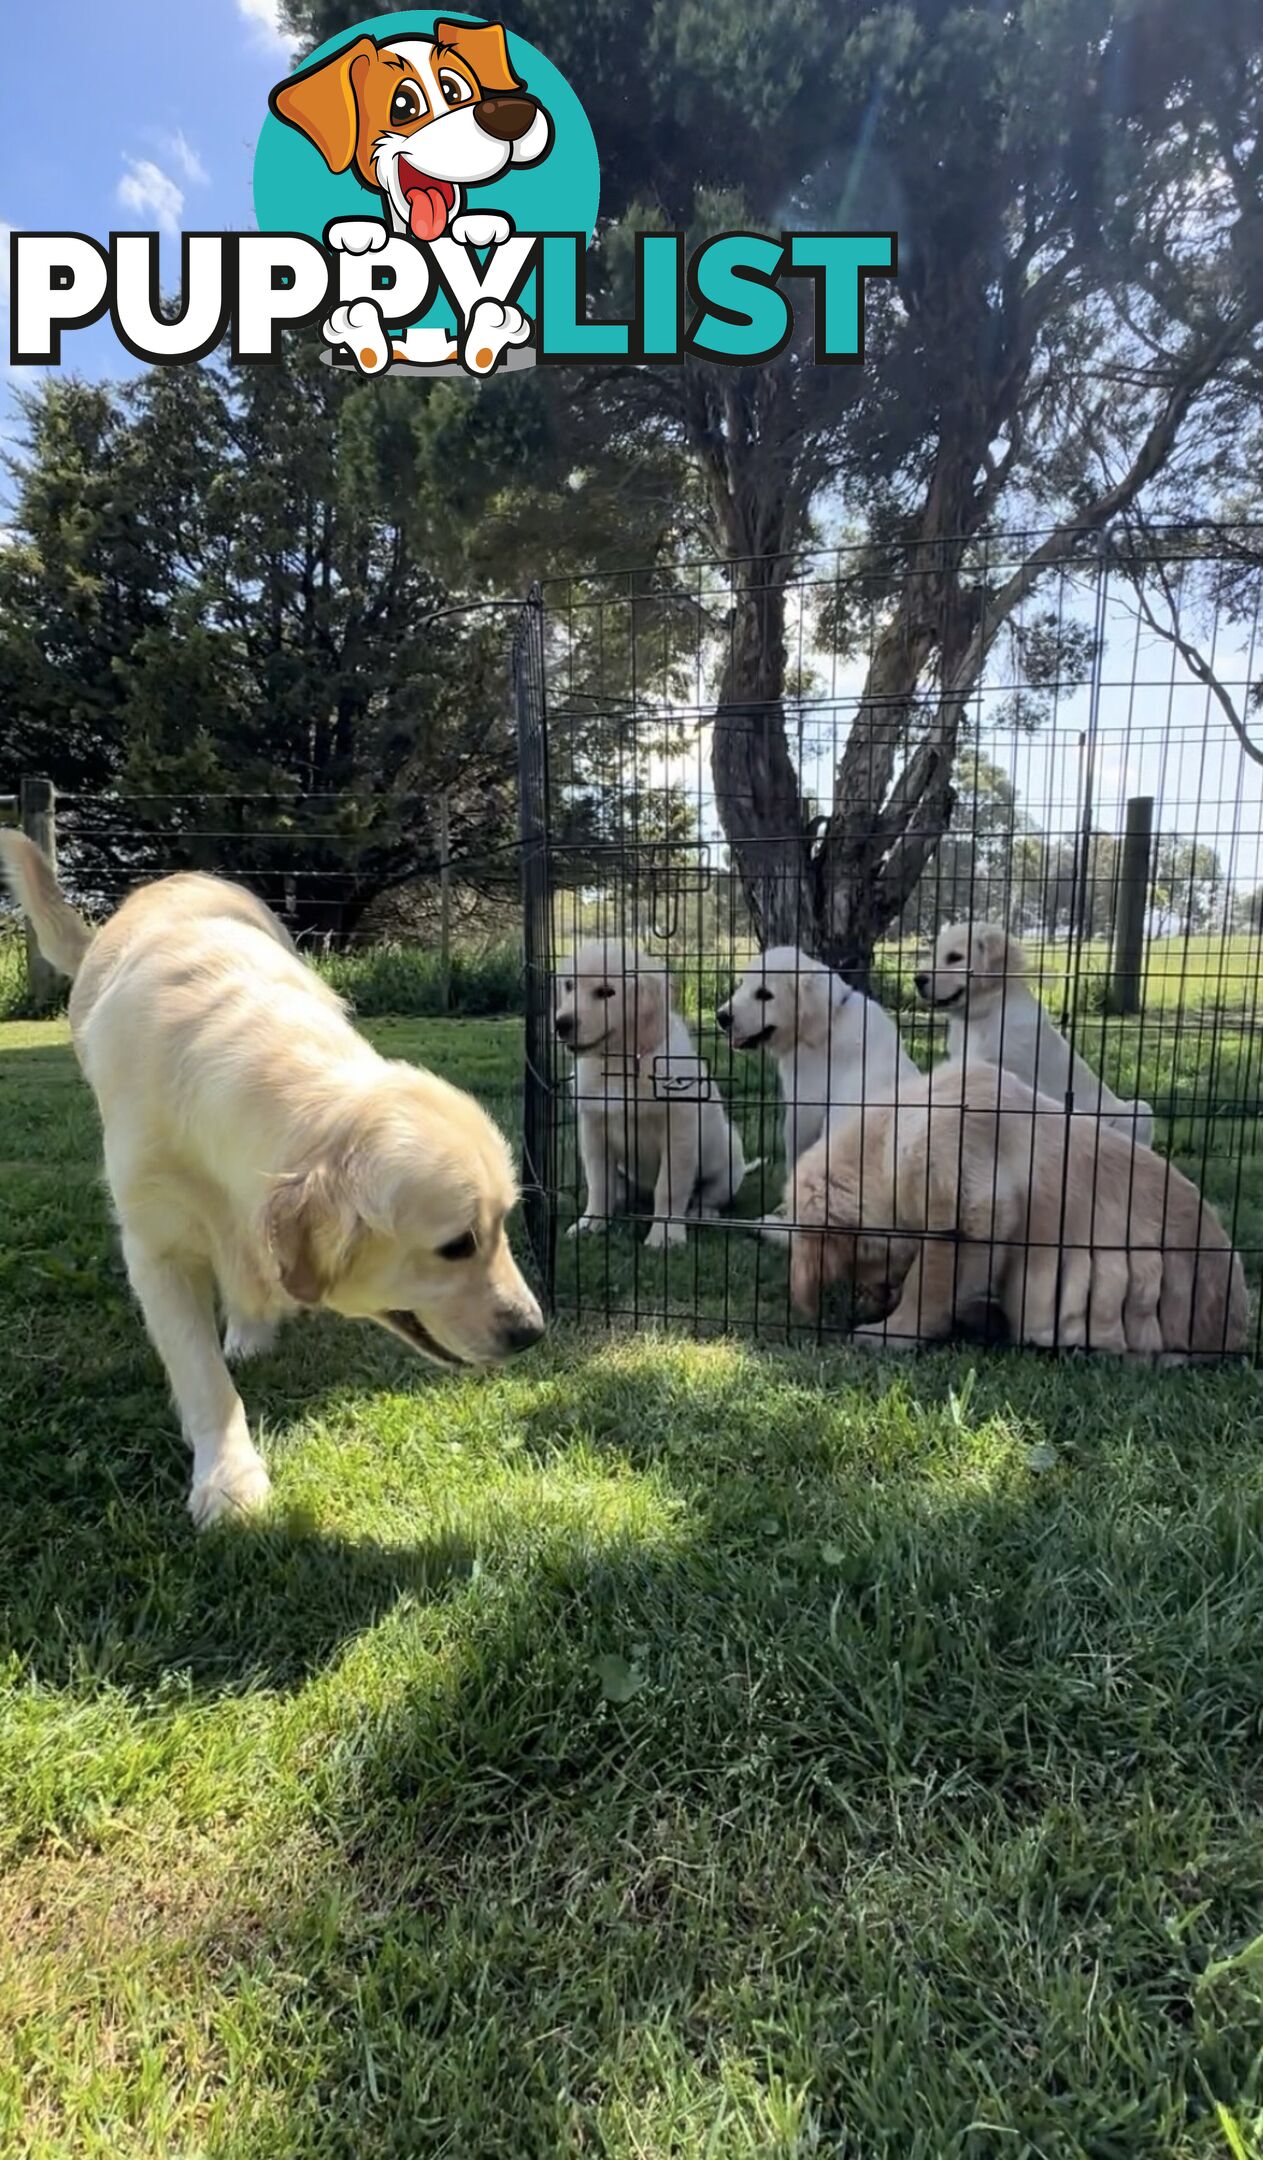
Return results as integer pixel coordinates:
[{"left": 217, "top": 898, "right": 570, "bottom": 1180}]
[
  {"left": 716, "top": 945, "right": 916, "bottom": 1167},
  {"left": 916, "top": 922, "right": 1153, "bottom": 1146},
  {"left": 554, "top": 938, "right": 752, "bottom": 1249},
  {"left": 788, "top": 1061, "right": 1245, "bottom": 1360},
  {"left": 0, "top": 837, "right": 544, "bottom": 1527}
]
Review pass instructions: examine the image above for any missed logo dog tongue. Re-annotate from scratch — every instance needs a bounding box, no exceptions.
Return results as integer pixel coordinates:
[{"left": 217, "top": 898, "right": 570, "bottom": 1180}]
[{"left": 400, "top": 160, "right": 455, "bottom": 241}]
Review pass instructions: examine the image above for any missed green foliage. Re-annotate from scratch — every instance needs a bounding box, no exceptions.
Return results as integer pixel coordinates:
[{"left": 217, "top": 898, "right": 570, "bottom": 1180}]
[
  {"left": 316, "top": 938, "right": 524, "bottom": 1019},
  {"left": 0, "top": 929, "right": 525, "bottom": 1023}
]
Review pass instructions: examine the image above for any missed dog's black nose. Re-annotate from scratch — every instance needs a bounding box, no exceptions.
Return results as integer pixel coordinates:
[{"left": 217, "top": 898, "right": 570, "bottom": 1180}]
[
  {"left": 476, "top": 95, "right": 539, "bottom": 143},
  {"left": 716, "top": 1006, "right": 732, "bottom": 1032},
  {"left": 555, "top": 1012, "right": 574, "bottom": 1039},
  {"left": 503, "top": 1314, "right": 545, "bottom": 1354},
  {"left": 914, "top": 972, "right": 929, "bottom": 994}
]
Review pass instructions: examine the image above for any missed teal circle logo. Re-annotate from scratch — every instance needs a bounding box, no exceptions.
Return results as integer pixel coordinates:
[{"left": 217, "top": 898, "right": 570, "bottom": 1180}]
[{"left": 253, "top": 12, "right": 599, "bottom": 375}]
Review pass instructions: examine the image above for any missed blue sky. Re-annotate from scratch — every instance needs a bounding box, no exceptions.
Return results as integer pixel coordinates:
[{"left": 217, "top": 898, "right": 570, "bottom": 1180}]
[{"left": 1, "top": 0, "right": 300, "bottom": 478}]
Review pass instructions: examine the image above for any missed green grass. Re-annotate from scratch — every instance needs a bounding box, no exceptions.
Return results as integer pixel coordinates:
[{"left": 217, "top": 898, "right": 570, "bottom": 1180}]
[{"left": 3, "top": 1016, "right": 1263, "bottom": 2158}]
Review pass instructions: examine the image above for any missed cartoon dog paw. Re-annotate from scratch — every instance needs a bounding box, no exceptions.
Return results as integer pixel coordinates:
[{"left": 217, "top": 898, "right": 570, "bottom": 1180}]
[
  {"left": 323, "top": 298, "right": 392, "bottom": 375},
  {"left": 326, "top": 218, "right": 390, "bottom": 255},
  {"left": 450, "top": 211, "right": 515, "bottom": 249},
  {"left": 462, "top": 297, "right": 532, "bottom": 375}
]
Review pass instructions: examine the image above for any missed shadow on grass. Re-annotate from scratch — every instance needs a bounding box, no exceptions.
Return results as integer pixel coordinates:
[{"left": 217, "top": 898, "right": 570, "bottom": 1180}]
[
  {"left": 6, "top": 1303, "right": 1263, "bottom": 2151},
  {"left": 170, "top": 1407, "right": 1263, "bottom": 2159}
]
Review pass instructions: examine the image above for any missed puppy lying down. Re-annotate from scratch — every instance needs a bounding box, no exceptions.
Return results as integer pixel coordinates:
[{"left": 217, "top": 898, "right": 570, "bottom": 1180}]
[
  {"left": 788, "top": 1061, "right": 1246, "bottom": 1361},
  {"left": 917, "top": 922, "right": 1153, "bottom": 1147},
  {"left": 0, "top": 837, "right": 544, "bottom": 1526}
]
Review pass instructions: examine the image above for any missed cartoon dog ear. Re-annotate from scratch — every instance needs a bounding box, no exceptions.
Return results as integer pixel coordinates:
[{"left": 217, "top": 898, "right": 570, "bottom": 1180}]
[
  {"left": 270, "top": 36, "right": 377, "bottom": 174},
  {"left": 435, "top": 18, "right": 523, "bottom": 94},
  {"left": 266, "top": 1159, "right": 364, "bottom": 1305}
]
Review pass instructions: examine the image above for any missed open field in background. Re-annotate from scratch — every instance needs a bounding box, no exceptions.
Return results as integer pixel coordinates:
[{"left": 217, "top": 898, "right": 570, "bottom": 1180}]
[
  {"left": 3, "top": 919, "right": 1260, "bottom": 1026},
  {"left": 3, "top": 1015, "right": 1263, "bottom": 2157}
]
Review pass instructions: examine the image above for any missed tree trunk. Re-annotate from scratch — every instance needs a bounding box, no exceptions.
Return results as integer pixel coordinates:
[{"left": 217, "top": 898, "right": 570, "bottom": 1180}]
[{"left": 709, "top": 559, "right": 811, "bottom": 948}]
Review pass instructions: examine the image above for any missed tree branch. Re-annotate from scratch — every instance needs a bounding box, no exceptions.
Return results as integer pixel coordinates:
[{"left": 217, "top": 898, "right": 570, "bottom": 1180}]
[{"left": 1117, "top": 533, "right": 1263, "bottom": 768}]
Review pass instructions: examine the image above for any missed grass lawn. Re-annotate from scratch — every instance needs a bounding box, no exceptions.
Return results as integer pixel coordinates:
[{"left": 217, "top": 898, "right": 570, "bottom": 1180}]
[{"left": 3, "top": 1015, "right": 1263, "bottom": 2158}]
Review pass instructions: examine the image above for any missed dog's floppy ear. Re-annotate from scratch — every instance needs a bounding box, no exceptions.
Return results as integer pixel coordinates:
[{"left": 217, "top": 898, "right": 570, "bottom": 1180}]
[
  {"left": 266, "top": 1160, "right": 364, "bottom": 1305},
  {"left": 435, "top": 18, "right": 523, "bottom": 94},
  {"left": 974, "top": 924, "right": 1022, "bottom": 977},
  {"left": 270, "top": 36, "right": 376, "bottom": 173},
  {"left": 790, "top": 1227, "right": 853, "bottom": 1314},
  {"left": 795, "top": 967, "right": 833, "bottom": 1048},
  {"left": 633, "top": 965, "right": 668, "bottom": 1056}
]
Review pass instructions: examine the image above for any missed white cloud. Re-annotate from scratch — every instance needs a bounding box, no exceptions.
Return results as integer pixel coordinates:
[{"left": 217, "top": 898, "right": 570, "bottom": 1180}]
[
  {"left": 161, "top": 131, "right": 209, "bottom": 187},
  {"left": 117, "top": 157, "right": 185, "bottom": 235},
  {"left": 236, "top": 0, "right": 299, "bottom": 52}
]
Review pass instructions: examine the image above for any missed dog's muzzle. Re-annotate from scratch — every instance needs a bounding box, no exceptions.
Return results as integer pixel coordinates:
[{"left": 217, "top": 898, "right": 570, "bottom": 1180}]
[
  {"left": 378, "top": 1310, "right": 468, "bottom": 1366},
  {"left": 733, "top": 1025, "right": 776, "bottom": 1052}
]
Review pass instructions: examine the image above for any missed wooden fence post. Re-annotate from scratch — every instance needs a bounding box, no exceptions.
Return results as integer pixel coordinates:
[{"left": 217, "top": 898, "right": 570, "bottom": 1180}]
[
  {"left": 19, "top": 777, "right": 61, "bottom": 1014},
  {"left": 1107, "top": 794, "right": 1153, "bottom": 1014}
]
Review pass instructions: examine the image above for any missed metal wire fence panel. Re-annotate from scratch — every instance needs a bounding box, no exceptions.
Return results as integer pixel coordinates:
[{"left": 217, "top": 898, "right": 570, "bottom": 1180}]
[
  {"left": 514, "top": 584, "right": 556, "bottom": 1295},
  {"left": 524, "top": 525, "right": 1263, "bottom": 1359}
]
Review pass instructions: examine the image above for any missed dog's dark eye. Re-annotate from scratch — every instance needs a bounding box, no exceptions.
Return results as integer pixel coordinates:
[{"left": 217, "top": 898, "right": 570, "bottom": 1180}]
[
  {"left": 390, "top": 82, "right": 424, "bottom": 126},
  {"left": 593, "top": 984, "right": 615, "bottom": 1000},
  {"left": 438, "top": 67, "right": 473, "bottom": 107},
  {"left": 946, "top": 952, "right": 962, "bottom": 965},
  {"left": 753, "top": 986, "right": 774, "bottom": 1003},
  {"left": 437, "top": 1230, "right": 477, "bottom": 1262}
]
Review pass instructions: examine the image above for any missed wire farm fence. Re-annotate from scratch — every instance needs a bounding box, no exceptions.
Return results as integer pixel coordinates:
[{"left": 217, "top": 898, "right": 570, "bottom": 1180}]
[{"left": 516, "top": 525, "right": 1263, "bottom": 1360}]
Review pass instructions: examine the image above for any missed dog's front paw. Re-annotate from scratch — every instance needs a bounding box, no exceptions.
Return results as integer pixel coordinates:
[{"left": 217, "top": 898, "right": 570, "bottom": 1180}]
[
  {"left": 451, "top": 210, "right": 514, "bottom": 248},
  {"left": 326, "top": 218, "right": 389, "bottom": 255},
  {"left": 189, "top": 1449, "right": 273, "bottom": 1530},
  {"left": 322, "top": 298, "right": 391, "bottom": 375},
  {"left": 645, "top": 1218, "right": 686, "bottom": 1252},
  {"left": 223, "top": 1316, "right": 279, "bottom": 1365},
  {"left": 463, "top": 297, "right": 532, "bottom": 375}
]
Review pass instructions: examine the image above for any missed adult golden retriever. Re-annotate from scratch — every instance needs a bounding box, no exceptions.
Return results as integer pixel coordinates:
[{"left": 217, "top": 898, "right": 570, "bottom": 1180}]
[
  {"left": 788, "top": 1061, "right": 1246, "bottom": 1361},
  {"left": 0, "top": 838, "right": 544, "bottom": 1526}
]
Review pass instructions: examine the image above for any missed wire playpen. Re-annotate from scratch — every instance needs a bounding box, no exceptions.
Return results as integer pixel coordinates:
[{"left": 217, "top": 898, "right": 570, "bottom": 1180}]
[{"left": 514, "top": 525, "right": 1263, "bottom": 1359}]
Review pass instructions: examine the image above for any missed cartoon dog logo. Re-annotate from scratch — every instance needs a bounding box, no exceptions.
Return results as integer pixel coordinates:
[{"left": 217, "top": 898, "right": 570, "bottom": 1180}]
[{"left": 270, "top": 18, "right": 552, "bottom": 376}]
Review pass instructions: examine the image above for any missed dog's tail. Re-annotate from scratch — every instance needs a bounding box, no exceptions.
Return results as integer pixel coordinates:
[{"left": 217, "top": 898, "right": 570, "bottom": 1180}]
[{"left": 0, "top": 832, "right": 93, "bottom": 979}]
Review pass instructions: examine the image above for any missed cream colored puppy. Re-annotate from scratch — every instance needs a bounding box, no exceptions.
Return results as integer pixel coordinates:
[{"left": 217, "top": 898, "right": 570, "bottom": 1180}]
[
  {"left": 916, "top": 922, "right": 1153, "bottom": 1146},
  {"left": 0, "top": 838, "right": 543, "bottom": 1528},
  {"left": 716, "top": 945, "right": 915, "bottom": 1166},
  {"left": 787, "top": 1061, "right": 1244, "bottom": 1360},
  {"left": 554, "top": 938, "right": 751, "bottom": 1249}
]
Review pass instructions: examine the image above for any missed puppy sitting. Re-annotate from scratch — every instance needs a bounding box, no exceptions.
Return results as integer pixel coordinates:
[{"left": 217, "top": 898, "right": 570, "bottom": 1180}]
[
  {"left": 788, "top": 1061, "right": 1245, "bottom": 1360},
  {"left": 717, "top": 946, "right": 916, "bottom": 1167},
  {"left": 555, "top": 939, "right": 752, "bottom": 1249},
  {"left": 0, "top": 837, "right": 544, "bottom": 1527},
  {"left": 916, "top": 922, "right": 1153, "bottom": 1146}
]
